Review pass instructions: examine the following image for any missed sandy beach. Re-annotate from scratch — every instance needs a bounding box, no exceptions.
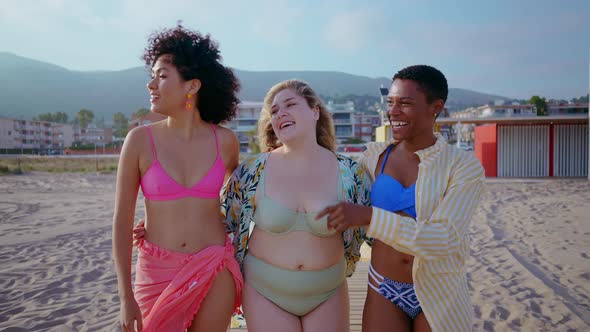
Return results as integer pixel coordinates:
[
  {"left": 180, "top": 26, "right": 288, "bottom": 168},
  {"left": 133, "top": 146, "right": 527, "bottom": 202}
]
[{"left": 0, "top": 172, "right": 589, "bottom": 331}]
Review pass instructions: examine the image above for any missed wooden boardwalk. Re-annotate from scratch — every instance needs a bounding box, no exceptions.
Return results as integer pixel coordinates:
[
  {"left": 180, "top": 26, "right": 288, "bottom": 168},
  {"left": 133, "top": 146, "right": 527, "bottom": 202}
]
[
  {"left": 229, "top": 261, "right": 370, "bottom": 332},
  {"left": 348, "top": 261, "right": 370, "bottom": 332}
]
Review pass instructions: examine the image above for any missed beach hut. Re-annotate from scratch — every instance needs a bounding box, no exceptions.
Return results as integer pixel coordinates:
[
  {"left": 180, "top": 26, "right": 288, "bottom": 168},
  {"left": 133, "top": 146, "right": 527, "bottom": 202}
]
[{"left": 376, "top": 114, "right": 589, "bottom": 178}]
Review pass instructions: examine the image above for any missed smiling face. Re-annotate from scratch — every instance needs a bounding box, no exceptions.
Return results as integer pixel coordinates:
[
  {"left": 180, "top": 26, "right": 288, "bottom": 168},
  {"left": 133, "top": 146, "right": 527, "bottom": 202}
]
[
  {"left": 269, "top": 88, "right": 319, "bottom": 145},
  {"left": 387, "top": 79, "right": 442, "bottom": 141},
  {"left": 146, "top": 54, "right": 190, "bottom": 115}
]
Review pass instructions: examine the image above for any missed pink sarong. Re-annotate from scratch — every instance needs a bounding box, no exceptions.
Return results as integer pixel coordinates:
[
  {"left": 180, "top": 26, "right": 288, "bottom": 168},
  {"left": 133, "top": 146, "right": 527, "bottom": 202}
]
[{"left": 134, "top": 237, "right": 243, "bottom": 332}]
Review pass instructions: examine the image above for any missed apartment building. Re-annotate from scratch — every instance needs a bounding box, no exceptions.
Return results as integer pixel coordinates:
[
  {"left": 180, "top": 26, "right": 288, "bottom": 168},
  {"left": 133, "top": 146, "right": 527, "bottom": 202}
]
[
  {"left": 224, "top": 101, "right": 263, "bottom": 152},
  {"left": 452, "top": 101, "right": 537, "bottom": 119},
  {"left": 128, "top": 112, "right": 166, "bottom": 129},
  {"left": 74, "top": 126, "right": 113, "bottom": 145},
  {"left": 548, "top": 102, "right": 589, "bottom": 115},
  {"left": 353, "top": 112, "right": 380, "bottom": 142},
  {"left": 326, "top": 101, "right": 355, "bottom": 143},
  {"left": 0, "top": 117, "right": 75, "bottom": 152}
]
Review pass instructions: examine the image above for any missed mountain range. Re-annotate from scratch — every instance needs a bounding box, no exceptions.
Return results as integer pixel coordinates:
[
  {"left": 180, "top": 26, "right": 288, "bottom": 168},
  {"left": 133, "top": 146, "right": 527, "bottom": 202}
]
[{"left": 0, "top": 52, "right": 508, "bottom": 120}]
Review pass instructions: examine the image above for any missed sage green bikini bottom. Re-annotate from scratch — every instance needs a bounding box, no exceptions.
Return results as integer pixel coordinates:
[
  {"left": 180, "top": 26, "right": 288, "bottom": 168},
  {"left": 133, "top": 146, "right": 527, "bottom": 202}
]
[{"left": 244, "top": 254, "right": 346, "bottom": 316}]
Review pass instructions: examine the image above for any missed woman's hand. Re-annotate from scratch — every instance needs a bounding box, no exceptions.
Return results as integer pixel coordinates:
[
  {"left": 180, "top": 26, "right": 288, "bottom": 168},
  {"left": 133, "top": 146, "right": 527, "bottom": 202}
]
[
  {"left": 132, "top": 220, "right": 145, "bottom": 246},
  {"left": 120, "top": 296, "right": 143, "bottom": 332},
  {"left": 316, "top": 202, "right": 373, "bottom": 232}
]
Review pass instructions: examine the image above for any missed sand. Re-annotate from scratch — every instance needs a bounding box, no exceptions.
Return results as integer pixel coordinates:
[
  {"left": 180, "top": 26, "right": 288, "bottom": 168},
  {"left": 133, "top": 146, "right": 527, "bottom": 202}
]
[
  {"left": 468, "top": 178, "right": 590, "bottom": 331},
  {"left": 0, "top": 172, "right": 589, "bottom": 331}
]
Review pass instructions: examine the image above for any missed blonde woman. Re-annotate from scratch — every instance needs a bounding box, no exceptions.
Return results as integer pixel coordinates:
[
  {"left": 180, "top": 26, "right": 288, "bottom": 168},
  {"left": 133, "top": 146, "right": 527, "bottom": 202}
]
[{"left": 222, "top": 79, "right": 371, "bottom": 332}]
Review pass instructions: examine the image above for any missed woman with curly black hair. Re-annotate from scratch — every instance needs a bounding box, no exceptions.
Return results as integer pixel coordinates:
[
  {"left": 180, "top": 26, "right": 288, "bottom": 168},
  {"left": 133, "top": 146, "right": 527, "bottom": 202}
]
[{"left": 113, "top": 25, "right": 243, "bottom": 332}]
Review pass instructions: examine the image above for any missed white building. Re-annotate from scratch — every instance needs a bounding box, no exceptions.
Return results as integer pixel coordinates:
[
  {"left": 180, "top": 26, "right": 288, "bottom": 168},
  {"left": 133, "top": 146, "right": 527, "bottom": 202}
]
[
  {"left": 52, "top": 124, "right": 74, "bottom": 148},
  {"left": 548, "top": 102, "right": 588, "bottom": 115},
  {"left": 326, "top": 101, "right": 355, "bottom": 143},
  {"left": 0, "top": 117, "right": 75, "bottom": 152},
  {"left": 224, "top": 101, "right": 264, "bottom": 152},
  {"left": 452, "top": 102, "right": 537, "bottom": 119},
  {"left": 74, "top": 126, "right": 113, "bottom": 145},
  {"left": 0, "top": 118, "right": 15, "bottom": 150}
]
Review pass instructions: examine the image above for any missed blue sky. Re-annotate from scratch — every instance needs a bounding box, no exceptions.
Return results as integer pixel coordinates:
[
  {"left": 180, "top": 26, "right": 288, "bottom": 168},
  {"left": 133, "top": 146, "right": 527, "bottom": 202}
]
[{"left": 1, "top": 0, "right": 588, "bottom": 99}]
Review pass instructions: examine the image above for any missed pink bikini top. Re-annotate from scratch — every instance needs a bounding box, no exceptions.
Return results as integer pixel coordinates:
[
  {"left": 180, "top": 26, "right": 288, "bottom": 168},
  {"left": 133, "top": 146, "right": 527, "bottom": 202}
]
[{"left": 140, "top": 125, "right": 225, "bottom": 201}]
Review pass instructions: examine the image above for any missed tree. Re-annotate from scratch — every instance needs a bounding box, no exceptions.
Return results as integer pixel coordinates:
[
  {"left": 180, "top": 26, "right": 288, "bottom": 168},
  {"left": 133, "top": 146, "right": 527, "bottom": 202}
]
[
  {"left": 33, "top": 112, "right": 69, "bottom": 123},
  {"left": 320, "top": 94, "right": 380, "bottom": 111},
  {"left": 95, "top": 116, "right": 105, "bottom": 128},
  {"left": 530, "top": 96, "right": 548, "bottom": 116},
  {"left": 54, "top": 112, "right": 68, "bottom": 123},
  {"left": 34, "top": 113, "right": 54, "bottom": 122},
  {"left": 571, "top": 94, "right": 589, "bottom": 103},
  {"left": 246, "top": 128, "right": 260, "bottom": 154},
  {"left": 133, "top": 108, "right": 150, "bottom": 118},
  {"left": 113, "top": 112, "right": 129, "bottom": 138},
  {"left": 76, "top": 109, "right": 95, "bottom": 128}
]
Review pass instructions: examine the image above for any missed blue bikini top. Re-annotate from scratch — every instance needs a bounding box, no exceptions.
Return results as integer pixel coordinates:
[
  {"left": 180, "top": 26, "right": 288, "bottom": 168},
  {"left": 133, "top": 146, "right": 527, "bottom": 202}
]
[{"left": 370, "top": 144, "right": 417, "bottom": 219}]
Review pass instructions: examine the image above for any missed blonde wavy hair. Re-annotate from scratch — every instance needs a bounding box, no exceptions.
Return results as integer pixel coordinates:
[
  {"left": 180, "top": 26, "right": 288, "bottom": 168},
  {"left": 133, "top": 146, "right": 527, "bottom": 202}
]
[{"left": 258, "top": 79, "right": 336, "bottom": 152}]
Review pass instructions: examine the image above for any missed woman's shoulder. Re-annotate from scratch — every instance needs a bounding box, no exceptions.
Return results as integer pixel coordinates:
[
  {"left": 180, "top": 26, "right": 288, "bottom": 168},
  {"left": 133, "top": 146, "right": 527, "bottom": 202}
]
[
  {"left": 234, "top": 153, "right": 268, "bottom": 176},
  {"left": 124, "top": 124, "right": 156, "bottom": 148},
  {"left": 335, "top": 153, "right": 371, "bottom": 185},
  {"left": 335, "top": 153, "right": 362, "bottom": 172},
  {"left": 335, "top": 153, "right": 358, "bottom": 165},
  {"left": 442, "top": 144, "right": 484, "bottom": 177},
  {"left": 244, "top": 152, "right": 268, "bottom": 166},
  {"left": 214, "top": 125, "right": 239, "bottom": 164},
  {"left": 214, "top": 125, "right": 239, "bottom": 146},
  {"left": 442, "top": 142, "right": 481, "bottom": 164}
]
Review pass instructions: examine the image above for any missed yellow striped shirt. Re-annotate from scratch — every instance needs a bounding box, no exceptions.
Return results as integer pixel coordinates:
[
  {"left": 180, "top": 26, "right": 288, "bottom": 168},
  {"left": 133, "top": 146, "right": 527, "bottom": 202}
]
[{"left": 362, "top": 133, "right": 484, "bottom": 332}]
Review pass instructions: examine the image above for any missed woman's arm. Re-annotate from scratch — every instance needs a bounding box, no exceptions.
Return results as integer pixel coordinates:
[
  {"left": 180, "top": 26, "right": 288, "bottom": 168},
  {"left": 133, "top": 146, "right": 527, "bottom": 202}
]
[
  {"left": 355, "top": 159, "right": 372, "bottom": 207},
  {"left": 112, "top": 128, "right": 142, "bottom": 301},
  {"left": 220, "top": 156, "right": 261, "bottom": 268},
  {"left": 220, "top": 165, "right": 243, "bottom": 235},
  {"left": 357, "top": 154, "right": 375, "bottom": 247},
  {"left": 342, "top": 158, "right": 373, "bottom": 276},
  {"left": 217, "top": 126, "right": 240, "bottom": 184}
]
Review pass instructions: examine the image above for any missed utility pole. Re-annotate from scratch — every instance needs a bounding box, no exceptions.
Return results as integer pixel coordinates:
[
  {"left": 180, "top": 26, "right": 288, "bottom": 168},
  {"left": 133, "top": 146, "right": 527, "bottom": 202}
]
[{"left": 94, "top": 142, "right": 98, "bottom": 172}]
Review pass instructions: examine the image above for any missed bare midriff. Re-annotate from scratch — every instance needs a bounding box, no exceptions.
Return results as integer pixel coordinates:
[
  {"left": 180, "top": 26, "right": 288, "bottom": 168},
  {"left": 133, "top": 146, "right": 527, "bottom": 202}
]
[
  {"left": 371, "top": 240, "right": 414, "bottom": 283},
  {"left": 143, "top": 197, "right": 227, "bottom": 253},
  {"left": 248, "top": 228, "right": 344, "bottom": 271}
]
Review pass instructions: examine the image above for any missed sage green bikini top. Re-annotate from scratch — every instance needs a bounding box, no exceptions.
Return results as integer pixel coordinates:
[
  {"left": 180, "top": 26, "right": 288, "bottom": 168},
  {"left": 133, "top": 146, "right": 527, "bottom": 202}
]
[{"left": 253, "top": 168, "right": 343, "bottom": 238}]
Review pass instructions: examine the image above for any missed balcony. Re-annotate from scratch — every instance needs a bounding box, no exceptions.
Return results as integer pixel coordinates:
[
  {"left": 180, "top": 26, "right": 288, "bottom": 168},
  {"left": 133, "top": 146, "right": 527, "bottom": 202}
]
[
  {"left": 333, "top": 119, "right": 352, "bottom": 125},
  {"left": 236, "top": 125, "right": 256, "bottom": 132},
  {"left": 236, "top": 110, "right": 260, "bottom": 120},
  {"left": 335, "top": 130, "right": 353, "bottom": 138}
]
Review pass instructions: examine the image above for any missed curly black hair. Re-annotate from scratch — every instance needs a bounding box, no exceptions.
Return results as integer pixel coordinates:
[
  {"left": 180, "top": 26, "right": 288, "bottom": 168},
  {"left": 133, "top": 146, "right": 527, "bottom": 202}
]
[
  {"left": 393, "top": 65, "right": 448, "bottom": 104},
  {"left": 143, "top": 24, "right": 240, "bottom": 124}
]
